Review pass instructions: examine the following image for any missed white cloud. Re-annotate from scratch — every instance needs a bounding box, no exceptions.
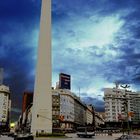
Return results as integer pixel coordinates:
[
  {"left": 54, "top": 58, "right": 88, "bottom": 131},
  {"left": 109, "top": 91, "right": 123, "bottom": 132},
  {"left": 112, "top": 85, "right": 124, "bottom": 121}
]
[
  {"left": 72, "top": 76, "right": 114, "bottom": 98},
  {"left": 52, "top": 7, "right": 138, "bottom": 100},
  {"left": 53, "top": 14, "right": 124, "bottom": 51}
]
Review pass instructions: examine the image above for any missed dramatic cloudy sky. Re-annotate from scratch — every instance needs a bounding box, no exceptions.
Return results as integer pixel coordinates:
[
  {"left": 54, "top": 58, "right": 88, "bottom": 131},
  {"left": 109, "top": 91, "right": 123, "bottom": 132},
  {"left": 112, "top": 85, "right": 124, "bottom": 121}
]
[{"left": 1, "top": 0, "right": 140, "bottom": 120}]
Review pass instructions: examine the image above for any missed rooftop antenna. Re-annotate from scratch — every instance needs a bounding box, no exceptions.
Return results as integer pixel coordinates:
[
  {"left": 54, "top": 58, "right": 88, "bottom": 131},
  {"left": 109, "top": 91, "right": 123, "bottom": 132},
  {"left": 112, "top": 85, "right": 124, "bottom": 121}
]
[
  {"left": 114, "top": 81, "right": 119, "bottom": 89},
  {"left": 79, "top": 87, "right": 80, "bottom": 99},
  {"left": 0, "top": 68, "right": 4, "bottom": 85}
]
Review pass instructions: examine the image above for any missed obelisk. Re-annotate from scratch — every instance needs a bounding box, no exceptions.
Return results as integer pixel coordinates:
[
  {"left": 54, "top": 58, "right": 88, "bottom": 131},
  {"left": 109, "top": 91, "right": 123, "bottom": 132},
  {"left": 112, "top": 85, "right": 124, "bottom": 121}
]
[{"left": 31, "top": 0, "right": 52, "bottom": 135}]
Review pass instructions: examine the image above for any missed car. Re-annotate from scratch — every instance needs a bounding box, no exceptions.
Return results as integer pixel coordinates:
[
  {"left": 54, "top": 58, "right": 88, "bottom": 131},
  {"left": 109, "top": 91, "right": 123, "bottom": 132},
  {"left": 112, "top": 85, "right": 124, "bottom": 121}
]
[
  {"left": 115, "top": 135, "right": 139, "bottom": 140},
  {"left": 115, "top": 135, "right": 128, "bottom": 140},
  {"left": 14, "top": 133, "right": 34, "bottom": 140},
  {"left": 8, "top": 132, "right": 15, "bottom": 137}
]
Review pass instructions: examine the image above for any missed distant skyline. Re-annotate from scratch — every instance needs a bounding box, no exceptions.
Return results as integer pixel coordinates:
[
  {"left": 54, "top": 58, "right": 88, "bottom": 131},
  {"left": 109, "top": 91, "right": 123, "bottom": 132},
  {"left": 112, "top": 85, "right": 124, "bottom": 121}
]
[{"left": 0, "top": 0, "right": 140, "bottom": 119}]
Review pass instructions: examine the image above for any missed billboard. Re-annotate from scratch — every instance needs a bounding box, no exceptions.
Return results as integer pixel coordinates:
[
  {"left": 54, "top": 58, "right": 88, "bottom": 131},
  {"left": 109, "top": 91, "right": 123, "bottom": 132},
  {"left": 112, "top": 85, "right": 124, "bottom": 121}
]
[{"left": 59, "top": 73, "right": 71, "bottom": 90}]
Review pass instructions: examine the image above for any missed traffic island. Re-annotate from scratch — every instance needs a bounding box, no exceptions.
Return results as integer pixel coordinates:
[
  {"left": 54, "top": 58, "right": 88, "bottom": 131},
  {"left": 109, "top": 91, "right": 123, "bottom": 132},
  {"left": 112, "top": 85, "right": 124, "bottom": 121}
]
[{"left": 35, "top": 132, "right": 66, "bottom": 138}]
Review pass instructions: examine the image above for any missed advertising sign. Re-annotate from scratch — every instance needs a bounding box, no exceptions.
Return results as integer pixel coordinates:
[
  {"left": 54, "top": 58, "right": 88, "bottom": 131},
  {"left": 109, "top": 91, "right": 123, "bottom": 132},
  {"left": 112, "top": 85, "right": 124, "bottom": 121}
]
[{"left": 59, "top": 73, "right": 71, "bottom": 90}]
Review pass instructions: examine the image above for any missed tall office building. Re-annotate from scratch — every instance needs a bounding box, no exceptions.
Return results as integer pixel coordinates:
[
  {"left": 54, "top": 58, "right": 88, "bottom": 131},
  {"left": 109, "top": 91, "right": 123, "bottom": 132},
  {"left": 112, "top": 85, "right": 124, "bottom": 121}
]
[
  {"left": 0, "top": 85, "right": 11, "bottom": 132},
  {"left": 59, "top": 73, "right": 71, "bottom": 90}
]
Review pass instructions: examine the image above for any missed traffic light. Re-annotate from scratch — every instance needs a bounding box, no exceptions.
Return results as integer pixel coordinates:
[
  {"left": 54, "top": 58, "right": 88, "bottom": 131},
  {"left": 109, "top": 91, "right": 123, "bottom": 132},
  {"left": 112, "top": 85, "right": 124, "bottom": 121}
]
[
  {"left": 59, "top": 115, "right": 64, "bottom": 121},
  {"left": 128, "top": 112, "right": 134, "bottom": 117}
]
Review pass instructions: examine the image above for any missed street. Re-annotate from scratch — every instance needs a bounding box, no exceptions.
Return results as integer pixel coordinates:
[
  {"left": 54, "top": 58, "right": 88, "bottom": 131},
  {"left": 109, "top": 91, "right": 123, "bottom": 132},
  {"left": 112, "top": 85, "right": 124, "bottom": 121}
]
[
  {"left": 0, "top": 133, "right": 123, "bottom": 140},
  {"left": 0, "top": 133, "right": 140, "bottom": 140}
]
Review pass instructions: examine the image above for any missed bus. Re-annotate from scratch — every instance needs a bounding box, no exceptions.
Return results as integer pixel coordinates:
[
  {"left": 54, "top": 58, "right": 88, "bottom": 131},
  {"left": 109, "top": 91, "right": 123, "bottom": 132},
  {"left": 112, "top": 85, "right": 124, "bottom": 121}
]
[{"left": 77, "top": 127, "right": 95, "bottom": 138}]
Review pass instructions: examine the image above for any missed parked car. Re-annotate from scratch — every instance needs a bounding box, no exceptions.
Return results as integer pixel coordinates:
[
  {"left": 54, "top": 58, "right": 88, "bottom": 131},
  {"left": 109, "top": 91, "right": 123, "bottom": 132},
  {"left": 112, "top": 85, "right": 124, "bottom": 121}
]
[
  {"left": 7, "top": 132, "right": 15, "bottom": 137},
  {"left": 115, "top": 135, "right": 139, "bottom": 140},
  {"left": 14, "top": 133, "right": 33, "bottom": 140}
]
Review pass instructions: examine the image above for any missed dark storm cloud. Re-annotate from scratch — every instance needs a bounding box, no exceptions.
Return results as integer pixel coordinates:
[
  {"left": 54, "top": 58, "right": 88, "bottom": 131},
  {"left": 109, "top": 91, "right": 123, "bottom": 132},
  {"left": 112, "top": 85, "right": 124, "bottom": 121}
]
[
  {"left": 109, "top": 41, "right": 140, "bottom": 84},
  {"left": 0, "top": 45, "right": 35, "bottom": 107},
  {"left": 52, "top": 0, "right": 140, "bottom": 111},
  {"left": 1, "top": 0, "right": 140, "bottom": 120},
  {"left": 0, "top": 0, "right": 41, "bottom": 120},
  {"left": 96, "top": 0, "right": 140, "bottom": 86},
  {"left": 0, "top": 0, "right": 41, "bottom": 22},
  {"left": 82, "top": 96, "right": 105, "bottom": 112}
]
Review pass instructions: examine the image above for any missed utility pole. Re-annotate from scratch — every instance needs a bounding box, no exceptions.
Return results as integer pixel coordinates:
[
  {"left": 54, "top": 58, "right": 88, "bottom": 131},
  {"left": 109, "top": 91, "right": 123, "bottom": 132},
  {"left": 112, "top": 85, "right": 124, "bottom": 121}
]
[
  {"left": 121, "top": 84, "right": 130, "bottom": 135},
  {"left": 79, "top": 87, "right": 80, "bottom": 99}
]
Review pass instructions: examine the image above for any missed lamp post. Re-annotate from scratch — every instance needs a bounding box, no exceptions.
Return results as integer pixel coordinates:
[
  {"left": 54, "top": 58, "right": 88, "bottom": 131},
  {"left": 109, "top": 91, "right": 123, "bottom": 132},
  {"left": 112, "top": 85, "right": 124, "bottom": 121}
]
[{"left": 120, "top": 84, "right": 130, "bottom": 134}]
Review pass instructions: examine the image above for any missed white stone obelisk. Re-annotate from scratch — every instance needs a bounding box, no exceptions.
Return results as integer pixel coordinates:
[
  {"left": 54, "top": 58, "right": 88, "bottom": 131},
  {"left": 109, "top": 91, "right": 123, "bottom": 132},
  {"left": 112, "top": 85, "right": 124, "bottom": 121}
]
[{"left": 31, "top": 0, "right": 52, "bottom": 135}]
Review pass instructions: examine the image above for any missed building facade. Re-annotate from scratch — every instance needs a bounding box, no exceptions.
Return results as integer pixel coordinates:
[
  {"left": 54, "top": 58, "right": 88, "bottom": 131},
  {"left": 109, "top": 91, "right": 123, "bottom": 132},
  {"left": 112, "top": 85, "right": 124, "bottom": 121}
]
[
  {"left": 22, "top": 105, "right": 32, "bottom": 133},
  {"left": 74, "top": 98, "right": 86, "bottom": 127},
  {"left": 86, "top": 105, "right": 94, "bottom": 125},
  {"left": 22, "top": 92, "right": 33, "bottom": 114},
  {"left": 52, "top": 89, "right": 93, "bottom": 130},
  {"left": 52, "top": 92, "right": 60, "bottom": 128},
  {"left": 128, "top": 93, "right": 140, "bottom": 121},
  {"left": 0, "top": 85, "right": 11, "bottom": 132},
  {"left": 59, "top": 73, "right": 71, "bottom": 90},
  {"left": 20, "top": 88, "right": 95, "bottom": 132},
  {"left": 104, "top": 87, "right": 140, "bottom": 122},
  {"left": 95, "top": 112, "right": 105, "bottom": 127},
  {"left": 52, "top": 89, "right": 75, "bottom": 130}
]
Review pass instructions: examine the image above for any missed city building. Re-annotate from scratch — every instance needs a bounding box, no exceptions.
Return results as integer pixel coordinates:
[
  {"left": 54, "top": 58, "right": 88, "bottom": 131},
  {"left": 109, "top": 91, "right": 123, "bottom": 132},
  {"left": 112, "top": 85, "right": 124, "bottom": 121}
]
[
  {"left": 20, "top": 84, "right": 96, "bottom": 132},
  {"left": 74, "top": 97, "right": 86, "bottom": 127},
  {"left": 22, "top": 91, "right": 33, "bottom": 114},
  {"left": 21, "top": 92, "right": 33, "bottom": 132},
  {"left": 95, "top": 112, "right": 105, "bottom": 127},
  {"left": 52, "top": 92, "right": 60, "bottom": 128},
  {"left": 22, "top": 105, "right": 32, "bottom": 133},
  {"left": 52, "top": 89, "right": 75, "bottom": 130},
  {"left": 52, "top": 88, "right": 95, "bottom": 131},
  {"left": 86, "top": 105, "right": 94, "bottom": 125},
  {"left": 129, "top": 93, "right": 140, "bottom": 121},
  {"left": 59, "top": 73, "right": 71, "bottom": 90},
  {"left": 0, "top": 84, "right": 11, "bottom": 132},
  {"left": 104, "top": 87, "right": 140, "bottom": 122}
]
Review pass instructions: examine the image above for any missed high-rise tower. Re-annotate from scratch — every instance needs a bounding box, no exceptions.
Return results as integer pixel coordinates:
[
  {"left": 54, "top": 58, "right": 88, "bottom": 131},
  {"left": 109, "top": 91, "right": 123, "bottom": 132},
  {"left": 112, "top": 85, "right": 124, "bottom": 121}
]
[{"left": 31, "top": 0, "right": 52, "bottom": 135}]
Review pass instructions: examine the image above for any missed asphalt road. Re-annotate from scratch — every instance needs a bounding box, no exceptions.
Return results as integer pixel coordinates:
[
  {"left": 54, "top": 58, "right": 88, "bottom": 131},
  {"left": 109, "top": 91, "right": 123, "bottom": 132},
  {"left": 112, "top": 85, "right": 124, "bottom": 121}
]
[
  {"left": 1, "top": 133, "right": 139, "bottom": 140},
  {"left": 35, "top": 136, "right": 115, "bottom": 140},
  {"left": 0, "top": 133, "right": 121, "bottom": 140}
]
